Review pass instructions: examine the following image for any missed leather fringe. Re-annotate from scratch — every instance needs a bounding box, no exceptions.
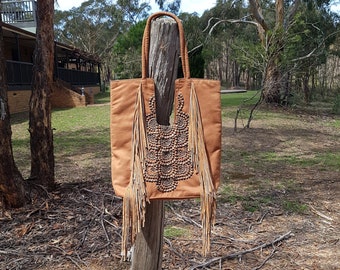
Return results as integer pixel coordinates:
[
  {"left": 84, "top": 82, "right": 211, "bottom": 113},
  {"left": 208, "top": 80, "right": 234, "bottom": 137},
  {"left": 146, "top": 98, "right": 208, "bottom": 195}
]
[
  {"left": 121, "top": 85, "right": 148, "bottom": 261},
  {"left": 188, "top": 82, "right": 216, "bottom": 256}
]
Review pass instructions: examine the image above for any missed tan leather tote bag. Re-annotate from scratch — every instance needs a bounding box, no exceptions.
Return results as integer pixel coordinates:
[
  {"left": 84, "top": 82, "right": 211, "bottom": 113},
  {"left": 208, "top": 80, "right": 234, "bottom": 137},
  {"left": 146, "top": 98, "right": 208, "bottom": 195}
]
[{"left": 110, "top": 12, "right": 221, "bottom": 258}]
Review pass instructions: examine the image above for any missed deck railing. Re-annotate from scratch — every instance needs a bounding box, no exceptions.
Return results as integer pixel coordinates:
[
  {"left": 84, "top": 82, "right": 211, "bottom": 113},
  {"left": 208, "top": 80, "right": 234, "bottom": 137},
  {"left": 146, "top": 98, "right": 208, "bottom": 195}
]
[
  {"left": 6, "top": 60, "right": 33, "bottom": 85},
  {"left": 1, "top": 0, "right": 36, "bottom": 24},
  {"left": 6, "top": 60, "right": 100, "bottom": 88},
  {"left": 56, "top": 68, "right": 101, "bottom": 86}
]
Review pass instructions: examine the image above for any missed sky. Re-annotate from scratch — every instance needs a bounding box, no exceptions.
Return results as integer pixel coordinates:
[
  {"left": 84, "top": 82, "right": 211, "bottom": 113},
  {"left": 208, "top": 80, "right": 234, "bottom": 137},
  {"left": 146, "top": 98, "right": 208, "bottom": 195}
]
[
  {"left": 55, "top": 0, "right": 217, "bottom": 15},
  {"left": 56, "top": 0, "right": 339, "bottom": 14}
]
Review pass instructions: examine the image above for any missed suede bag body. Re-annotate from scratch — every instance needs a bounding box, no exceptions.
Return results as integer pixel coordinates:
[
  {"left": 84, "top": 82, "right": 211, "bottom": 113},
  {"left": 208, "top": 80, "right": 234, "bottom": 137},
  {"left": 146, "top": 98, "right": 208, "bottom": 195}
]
[{"left": 110, "top": 12, "right": 221, "bottom": 258}]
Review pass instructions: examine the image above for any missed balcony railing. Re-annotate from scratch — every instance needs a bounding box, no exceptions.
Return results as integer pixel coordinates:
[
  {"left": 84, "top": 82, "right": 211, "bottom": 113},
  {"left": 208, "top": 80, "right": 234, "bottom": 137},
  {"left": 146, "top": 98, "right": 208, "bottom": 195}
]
[
  {"left": 56, "top": 68, "right": 100, "bottom": 86},
  {"left": 6, "top": 60, "right": 33, "bottom": 85},
  {"left": 1, "top": 0, "right": 36, "bottom": 24},
  {"left": 6, "top": 60, "right": 100, "bottom": 88}
]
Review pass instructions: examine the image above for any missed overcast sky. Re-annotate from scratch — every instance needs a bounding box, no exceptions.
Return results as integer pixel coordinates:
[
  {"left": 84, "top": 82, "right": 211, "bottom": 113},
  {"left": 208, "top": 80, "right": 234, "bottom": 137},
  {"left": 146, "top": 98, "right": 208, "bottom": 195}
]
[
  {"left": 55, "top": 0, "right": 340, "bottom": 14},
  {"left": 55, "top": 0, "right": 217, "bottom": 15}
]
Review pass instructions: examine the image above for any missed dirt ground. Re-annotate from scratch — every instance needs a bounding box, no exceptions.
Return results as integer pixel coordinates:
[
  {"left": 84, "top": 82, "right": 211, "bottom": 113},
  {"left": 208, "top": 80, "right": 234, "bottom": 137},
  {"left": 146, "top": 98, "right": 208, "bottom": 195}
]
[{"left": 1, "top": 106, "right": 339, "bottom": 269}]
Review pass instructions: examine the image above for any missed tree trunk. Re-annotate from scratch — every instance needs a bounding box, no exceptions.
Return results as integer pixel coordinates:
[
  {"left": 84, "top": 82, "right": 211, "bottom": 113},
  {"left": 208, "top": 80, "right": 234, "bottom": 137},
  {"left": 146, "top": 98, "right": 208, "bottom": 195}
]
[
  {"left": 232, "top": 60, "right": 240, "bottom": 88},
  {"left": 131, "top": 17, "right": 180, "bottom": 270},
  {"left": 225, "top": 45, "right": 229, "bottom": 85},
  {"left": 276, "top": 0, "right": 284, "bottom": 27},
  {"left": 249, "top": 0, "right": 285, "bottom": 104},
  {"left": 0, "top": 15, "right": 26, "bottom": 208},
  {"left": 263, "top": 59, "right": 281, "bottom": 103},
  {"left": 281, "top": 71, "right": 291, "bottom": 105},
  {"left": 303, "top": 73, "right": 311, "bottom": 103},
  {"left": 245, "top": 69, "right": 250, "bottom": 90},
  {"left": 29, "top": 0, "right": 55, "bottom": 190}
]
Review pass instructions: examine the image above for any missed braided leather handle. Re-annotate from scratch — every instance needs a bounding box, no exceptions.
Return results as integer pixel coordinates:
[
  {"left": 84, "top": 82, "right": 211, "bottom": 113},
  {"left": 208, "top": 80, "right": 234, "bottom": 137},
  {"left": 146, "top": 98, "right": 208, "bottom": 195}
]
[{"left": 141, "top": 12, "right": 190, "bottom": 79}]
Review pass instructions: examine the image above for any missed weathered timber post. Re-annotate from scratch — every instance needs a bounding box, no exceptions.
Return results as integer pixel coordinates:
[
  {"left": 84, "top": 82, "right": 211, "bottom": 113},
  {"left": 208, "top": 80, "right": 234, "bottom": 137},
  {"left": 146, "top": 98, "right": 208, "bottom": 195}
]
[{"left": 130, "top": 17, "right": 180, "bottom": 270}]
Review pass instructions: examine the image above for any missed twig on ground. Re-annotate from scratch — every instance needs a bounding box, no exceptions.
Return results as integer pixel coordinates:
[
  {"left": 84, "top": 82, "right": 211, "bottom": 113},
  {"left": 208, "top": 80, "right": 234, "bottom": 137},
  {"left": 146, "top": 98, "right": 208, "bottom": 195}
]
[
  {"left": 164, "top": 237, "right": 187, "bottom": 262},
  {"left": 29, "top": 182, "right": 53, "bottom": 199},
  {"left": 103, "top": 218, "right": 118, "bottom": 228},
  {"left": 190, "top": 231, "right": 292, "bottom": 269},
  {"left": 66, "top": 255, "right": 84, "bottom": 270},
  {"left": 80, "top": 188, "right": 121, "bottom": 201},
  {"left": 248, "top": 211, "right": 268, "bottom": 231},
  {"left": 77, "top": 218, "right": 94, "bottom": 250},
  {"left": 169, "top": 205, "right": 202, "bottom": 228},
  {"left": 101, "top": 213, "right": 111, "bottom": 243},
  {"left": 92, "top": 242, "right": 111, "bottom": 253},
  {"left": 251, "top": 246, "right": 277, "bottom": 270},
  {"left": 104, "top": 218, "right": 122, "bottom": 239},
  {"left": 310, "top": 205, "right": 333, "bottom": 221}
]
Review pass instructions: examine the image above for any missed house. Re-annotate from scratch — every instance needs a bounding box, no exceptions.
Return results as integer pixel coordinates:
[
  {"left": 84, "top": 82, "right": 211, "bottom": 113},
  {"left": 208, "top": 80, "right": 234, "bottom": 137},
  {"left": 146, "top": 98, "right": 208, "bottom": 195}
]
[{"left": 1, "top": 0, "right": 101, "bottom": 114}]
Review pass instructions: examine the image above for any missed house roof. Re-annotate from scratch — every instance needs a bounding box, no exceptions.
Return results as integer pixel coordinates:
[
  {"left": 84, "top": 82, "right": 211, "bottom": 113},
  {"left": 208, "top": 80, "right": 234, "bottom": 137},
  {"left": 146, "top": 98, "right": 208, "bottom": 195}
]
[{"left": 1, "top": 21, "right": 100, "bottom": 64}]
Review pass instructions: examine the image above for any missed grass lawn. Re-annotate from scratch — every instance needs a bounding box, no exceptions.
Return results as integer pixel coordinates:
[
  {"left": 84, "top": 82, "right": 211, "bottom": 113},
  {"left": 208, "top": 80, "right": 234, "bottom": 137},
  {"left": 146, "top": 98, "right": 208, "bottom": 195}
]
[
  {"left": 11, "top": 94, "right": 111, "bottom": 177},
  {"left": 221, "top": 90, "right": 260, "bottom": 107}
]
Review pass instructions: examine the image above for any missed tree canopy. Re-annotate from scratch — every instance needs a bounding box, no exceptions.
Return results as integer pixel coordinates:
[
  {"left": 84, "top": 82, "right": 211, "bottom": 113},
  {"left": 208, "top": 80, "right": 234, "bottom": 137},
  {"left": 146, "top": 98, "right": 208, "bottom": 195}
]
[{"left": 54, "top": 0, "right": 339, "bottom": 104}]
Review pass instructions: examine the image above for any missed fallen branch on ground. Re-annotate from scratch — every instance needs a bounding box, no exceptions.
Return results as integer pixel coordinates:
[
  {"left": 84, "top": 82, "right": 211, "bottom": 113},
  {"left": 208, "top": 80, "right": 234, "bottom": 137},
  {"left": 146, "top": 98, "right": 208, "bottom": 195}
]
[{"left": 190, "top": 231, "right": 292, "bottom": 269}]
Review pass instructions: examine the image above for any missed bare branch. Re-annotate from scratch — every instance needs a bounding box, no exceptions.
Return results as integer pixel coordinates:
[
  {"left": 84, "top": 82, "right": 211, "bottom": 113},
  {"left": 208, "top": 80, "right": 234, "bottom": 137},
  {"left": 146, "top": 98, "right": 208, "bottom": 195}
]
[
  {"left": 202, "top": 17, "right": 220, "bottom": 33},
  {"left": 187, "top": 44, "right": 203, "bottom": 55},
  {"left": 291, "top": 29, "right": 340, "bottom": 62},
  {"left": 195, "top": 16, "right": 259, "bottom": 56},
  {"left": 207, "top": 18, "right": 259, "bottom": 36},
  {"left": 291, "top": 47, "right": 318, "bottom": 62},
  {"left": 234, "top": 90, "right": 262, "bottom": 131}
]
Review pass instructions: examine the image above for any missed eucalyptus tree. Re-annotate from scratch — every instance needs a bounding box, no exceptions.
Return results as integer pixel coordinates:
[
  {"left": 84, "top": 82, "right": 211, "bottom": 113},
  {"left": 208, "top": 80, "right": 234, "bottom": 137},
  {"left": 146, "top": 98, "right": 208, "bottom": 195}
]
[
  {"left": 155, "top": 0, "right": 181, "bottom": 13},
  {"left": 0, "top": 0, "right": 56, "bottom": 207},
  {"left": 29, "top": 0, "right": 55, "bottom": 190},
  {"left": 0, "top": 13, "right": 26, "bottom": 208},
  {"left": 248, "top": 0, "right": 340, "bottom": 104},
  {"left": 200, "top": 0, "right": 253, "bottom": 86},
  {"left": 112, "top": 19, "right": 146, "bottom": 78},
  {"left": 284, "top": 3, "right": 338, "bottom": 103},
  {"left": 54, "top": 0, "right": 151, "bottom": 84},
  {"left": 179, "top": 12, "right": 206, "bottom": 78},
  {"left": 202, "top": 0, "right": 338, "bottom": 105}
]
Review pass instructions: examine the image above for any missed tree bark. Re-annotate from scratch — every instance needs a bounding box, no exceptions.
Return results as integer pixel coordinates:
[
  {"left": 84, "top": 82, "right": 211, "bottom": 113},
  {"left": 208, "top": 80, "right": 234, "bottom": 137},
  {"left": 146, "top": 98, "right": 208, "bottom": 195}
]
[
  {"left": 0, "top": 15, "right": 26, "bottom": 208},
  {"left": 263, "top": 60, "right": 281, "bottom": 103},
  {"left": 131, "top": 17, "right": 180, "bottom": 270},
  {"left": 29, "top": 0, "right": 55, "bottom": 190}
]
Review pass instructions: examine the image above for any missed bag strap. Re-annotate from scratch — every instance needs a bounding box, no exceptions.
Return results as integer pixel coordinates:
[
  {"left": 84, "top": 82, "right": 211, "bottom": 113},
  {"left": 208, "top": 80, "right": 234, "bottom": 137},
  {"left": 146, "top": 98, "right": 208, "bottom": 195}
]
[{"left": 142, "top": 12, "right": 190, "bottom": 79}]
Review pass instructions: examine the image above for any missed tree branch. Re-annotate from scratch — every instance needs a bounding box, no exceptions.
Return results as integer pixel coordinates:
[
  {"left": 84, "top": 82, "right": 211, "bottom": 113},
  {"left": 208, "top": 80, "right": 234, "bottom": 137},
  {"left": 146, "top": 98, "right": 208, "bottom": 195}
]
[
  {"left": 205, "top": 18, "right": 259, "bottom": 37},
  {"left": 291, "top": 29, "right": 340, "bottom": 62},
  {"left": 285, "top": 0, "right": 301, "bottom": 28},
  {"left": 248, "top": 0, "right": 269, "bottom": 31}
]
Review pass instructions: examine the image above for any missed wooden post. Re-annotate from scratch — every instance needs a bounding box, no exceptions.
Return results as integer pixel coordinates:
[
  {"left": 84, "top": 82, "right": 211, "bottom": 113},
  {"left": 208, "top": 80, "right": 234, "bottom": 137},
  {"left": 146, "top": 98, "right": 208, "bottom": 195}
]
[{"left": 130, "top": 17, "right": 180, "bottom": 270}]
